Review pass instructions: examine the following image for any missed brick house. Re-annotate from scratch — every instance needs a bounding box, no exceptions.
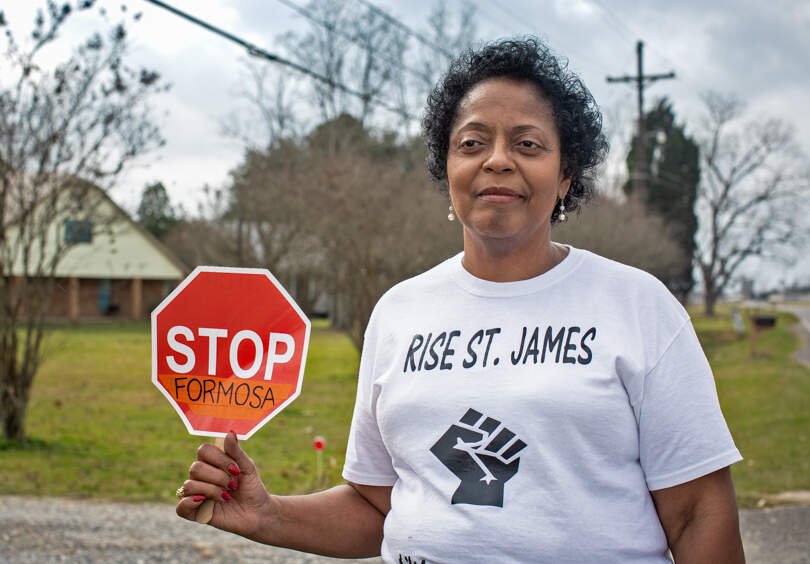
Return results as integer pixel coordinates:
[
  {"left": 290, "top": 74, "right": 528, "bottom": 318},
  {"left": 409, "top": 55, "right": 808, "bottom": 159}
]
[{"left": 8, "top": 184, "right": 187, "bottom": 321}]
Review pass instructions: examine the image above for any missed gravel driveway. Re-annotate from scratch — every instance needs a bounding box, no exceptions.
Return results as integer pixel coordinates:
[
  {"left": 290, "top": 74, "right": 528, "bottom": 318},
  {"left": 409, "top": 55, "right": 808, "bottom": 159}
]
[
  {"left": 0, "top": 496, "right": 380, "bottom": 564},
  {"left": 2, "top": 496, "right": 808, "bottom": 563}
]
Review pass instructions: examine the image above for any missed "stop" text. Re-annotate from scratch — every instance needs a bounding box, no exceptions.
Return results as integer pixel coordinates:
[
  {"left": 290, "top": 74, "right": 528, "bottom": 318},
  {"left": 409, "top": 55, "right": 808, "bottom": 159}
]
[{"left": 165, "top": 326, "right": 295, "bottom": 381}]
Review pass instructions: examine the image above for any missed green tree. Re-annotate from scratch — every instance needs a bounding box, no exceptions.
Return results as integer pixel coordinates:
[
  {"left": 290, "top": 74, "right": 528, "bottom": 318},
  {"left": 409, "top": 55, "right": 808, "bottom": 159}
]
[
  {"left": 624, "top": 98, "right": 700, "bottom": 303},
  {"left": 137, "top": 182, "right": 178, "bottom": 240}
]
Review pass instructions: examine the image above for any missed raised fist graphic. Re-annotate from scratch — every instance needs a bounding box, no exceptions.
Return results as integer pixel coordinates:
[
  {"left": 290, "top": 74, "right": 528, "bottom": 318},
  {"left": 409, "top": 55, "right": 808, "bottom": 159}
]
[{"left": 430, "top": 408, "right": 527, "bottom": 507}]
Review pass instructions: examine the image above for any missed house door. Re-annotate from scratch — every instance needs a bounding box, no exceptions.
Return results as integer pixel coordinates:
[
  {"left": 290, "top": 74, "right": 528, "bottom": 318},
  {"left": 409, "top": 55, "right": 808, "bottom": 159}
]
[{"left": 98, "top": 279, "right": 112, "bottom": 313}]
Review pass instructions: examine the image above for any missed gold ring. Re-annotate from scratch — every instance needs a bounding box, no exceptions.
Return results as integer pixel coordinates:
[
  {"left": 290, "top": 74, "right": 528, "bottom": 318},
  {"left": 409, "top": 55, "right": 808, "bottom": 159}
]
[{"left": 176, "top": 486, "right": 186, "bottom": 500}]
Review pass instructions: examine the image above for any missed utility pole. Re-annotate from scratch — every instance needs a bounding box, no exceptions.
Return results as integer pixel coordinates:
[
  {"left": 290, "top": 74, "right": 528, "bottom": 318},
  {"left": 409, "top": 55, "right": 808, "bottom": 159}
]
[{"left": 607, "top": 41, "right": 675, "bottom": 198}]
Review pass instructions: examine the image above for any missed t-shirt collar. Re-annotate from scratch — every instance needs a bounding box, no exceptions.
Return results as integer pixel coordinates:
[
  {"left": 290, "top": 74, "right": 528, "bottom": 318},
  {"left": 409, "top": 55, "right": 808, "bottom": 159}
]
[{"left": 450, "top": 244, "right": 584, "bottom": 297}]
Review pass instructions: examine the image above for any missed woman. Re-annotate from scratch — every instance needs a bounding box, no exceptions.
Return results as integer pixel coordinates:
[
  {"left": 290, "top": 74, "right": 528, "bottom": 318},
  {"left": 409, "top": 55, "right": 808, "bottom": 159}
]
[{"left": 176, "top": 38, "right": 745, "bottom": 563}]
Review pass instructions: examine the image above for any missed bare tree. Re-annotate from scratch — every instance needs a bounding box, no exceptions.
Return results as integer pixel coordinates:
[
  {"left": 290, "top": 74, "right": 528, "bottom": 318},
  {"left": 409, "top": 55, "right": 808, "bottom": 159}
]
[
  {"left": 350, "top": 7, "right": 408, "bottom": 123},
  {"left": 226, "top": 0, "right": 476, "bottom": 144},
  {"left": 163, "top": 218, "right": 236, "bottom": 270},
  {"left": 220, "top": 60, "right": 301, "bottom": 150},
  {"left": 300, "top": 128, "right": 460, "bottom": 348},
  {"left": 227, "top": 142, "right": 314, "bottom": 271},
  {"left": 279, "top": 0, "right": 353, "bottom": 123},
  {"left": 162, "top": 183, "right": 254, "bottom": 271},
  {"left": 599, "top": 99, "right": 637, "bottom": 200},
  {"left": 0, "top": 2, "right": 165, "bottom": 440},
  {"left": 278, "top": 0, "right": 411, "bottom": 127},
  {"left": 694, "top": 92, "right": 809, "bottom": 315},
  {"left": 415, "top": 0, "right": 477, "bottom": 92}
]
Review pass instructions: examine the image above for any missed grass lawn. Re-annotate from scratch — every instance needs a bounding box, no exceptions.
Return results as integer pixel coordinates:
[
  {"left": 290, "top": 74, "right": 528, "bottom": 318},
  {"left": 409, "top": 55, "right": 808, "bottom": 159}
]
[
  {"left": 0, "top": 319, "right": 359, "bottom": 503},
  {"left": 691, "top": 305, "right": 810, "bottom": 507},
  {"left": 1, "top": 309, "right": 808, "bottom": 508}
]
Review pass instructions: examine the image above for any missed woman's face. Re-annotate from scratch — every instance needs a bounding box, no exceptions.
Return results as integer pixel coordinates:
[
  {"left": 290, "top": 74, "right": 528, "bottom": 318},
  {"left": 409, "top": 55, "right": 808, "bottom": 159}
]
[{"left": 446, "top": 78, "right": 570, "bottom": 252}]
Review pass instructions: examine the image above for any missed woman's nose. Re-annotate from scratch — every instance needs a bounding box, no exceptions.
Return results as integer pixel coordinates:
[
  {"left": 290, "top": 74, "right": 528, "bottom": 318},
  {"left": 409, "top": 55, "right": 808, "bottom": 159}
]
[{"left": 483, "top": 141, "right": 514, "bottom": 172}]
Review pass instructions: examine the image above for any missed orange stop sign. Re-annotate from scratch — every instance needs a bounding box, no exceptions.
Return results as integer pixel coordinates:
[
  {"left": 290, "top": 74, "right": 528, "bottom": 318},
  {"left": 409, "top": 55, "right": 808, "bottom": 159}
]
[{"left": 151, "top": 267, "right": 310, "bottom": 439}]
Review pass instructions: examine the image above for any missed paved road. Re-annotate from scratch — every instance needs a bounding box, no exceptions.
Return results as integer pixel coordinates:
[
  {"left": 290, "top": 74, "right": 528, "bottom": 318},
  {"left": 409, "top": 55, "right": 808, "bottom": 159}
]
[
  {"left": 740, "top": 504, "right": 810, "bottom": 564},
  {"left": 790, "top": 307, "right": 810, "bottom": 331},
  {"left": 1, "top": 496, "right": 808, "bottom": 563},
  {"left": 784, "top": 305, "right": 810, "bottom": 367}
]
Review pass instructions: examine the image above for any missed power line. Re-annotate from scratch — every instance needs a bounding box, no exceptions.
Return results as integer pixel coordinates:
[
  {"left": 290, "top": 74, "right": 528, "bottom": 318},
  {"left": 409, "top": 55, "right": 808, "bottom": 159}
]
[
  {"left": 589, "top": 0, "right": 702, "bottom": 90},
  {"left": 353, "top": 0, "right": 453, "bottom": 59},
  {"left": 488, "top": 0, "right": 601, "bottom": 66},
  {"left": 469, "top": 0, "right": 626, "bottom": 81},
  {"left": 142, "top": 0, "right": 413, "bottom": 119},
  {"left": 589, "top": 0, "right": 637, "bottom": 45}
]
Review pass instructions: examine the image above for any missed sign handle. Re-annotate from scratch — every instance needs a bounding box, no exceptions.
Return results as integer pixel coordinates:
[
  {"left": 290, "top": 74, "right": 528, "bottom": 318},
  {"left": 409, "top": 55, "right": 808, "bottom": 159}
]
[{"left": 196, "top": 436, "right": 226, "bottom": 524}]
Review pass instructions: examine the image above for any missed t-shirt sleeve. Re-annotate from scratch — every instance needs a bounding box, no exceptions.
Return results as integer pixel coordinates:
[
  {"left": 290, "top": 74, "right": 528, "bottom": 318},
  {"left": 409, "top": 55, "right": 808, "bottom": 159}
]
[
  {"left": 342, "top": 313, "right": 398, "bottom": 486},
  {"left": 638, "top": 319, "right": 742, "bottom": 491}
]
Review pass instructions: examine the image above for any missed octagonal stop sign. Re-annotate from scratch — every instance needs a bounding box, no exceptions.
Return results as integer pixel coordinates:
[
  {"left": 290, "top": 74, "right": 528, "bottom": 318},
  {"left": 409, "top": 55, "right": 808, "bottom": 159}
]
[{"left": 151, "top": 266, "right": 310, "bottom": 439}]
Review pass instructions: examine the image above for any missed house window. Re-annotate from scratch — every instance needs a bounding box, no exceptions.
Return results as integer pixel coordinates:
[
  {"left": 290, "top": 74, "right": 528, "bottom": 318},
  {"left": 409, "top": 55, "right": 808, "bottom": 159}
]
[{"left": 64, "top": 219, "right": 93, "bottom": 243}]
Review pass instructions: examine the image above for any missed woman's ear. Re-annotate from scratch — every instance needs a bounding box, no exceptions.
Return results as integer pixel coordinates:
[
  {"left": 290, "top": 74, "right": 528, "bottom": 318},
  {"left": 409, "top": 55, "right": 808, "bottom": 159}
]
[
  {"left": 558, "top": 162, "right": 572, "bottom": 200},
  {"left": 559, "top": 176, "right": 571, "bottom": 201}
]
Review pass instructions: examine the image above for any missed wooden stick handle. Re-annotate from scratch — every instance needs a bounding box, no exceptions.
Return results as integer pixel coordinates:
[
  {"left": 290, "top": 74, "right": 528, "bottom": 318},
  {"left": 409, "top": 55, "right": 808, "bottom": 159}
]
[{"left": 196, "top": 436, "right": 226, "bottom": 524}]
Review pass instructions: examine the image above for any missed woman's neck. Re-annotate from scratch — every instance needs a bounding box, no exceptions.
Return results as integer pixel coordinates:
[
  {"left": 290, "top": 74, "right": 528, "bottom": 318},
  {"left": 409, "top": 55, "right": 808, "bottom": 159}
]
[{"left": 461, "top": 230, "right": 568, "bottom": 282}]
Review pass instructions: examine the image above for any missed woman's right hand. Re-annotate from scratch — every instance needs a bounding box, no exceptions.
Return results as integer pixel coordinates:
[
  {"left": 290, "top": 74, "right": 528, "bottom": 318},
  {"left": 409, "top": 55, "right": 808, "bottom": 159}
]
[
  {"left": 176, "top": 430, "right": 277, "bottom": 539},
  {"left": 176, "top": 431, "right": 388, "bottom": 557}
]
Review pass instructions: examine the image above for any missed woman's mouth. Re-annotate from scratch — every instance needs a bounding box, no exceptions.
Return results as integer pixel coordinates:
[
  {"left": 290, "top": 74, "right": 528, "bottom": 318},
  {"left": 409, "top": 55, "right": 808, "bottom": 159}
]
[{"left": 477, "top": 186, "right": 524, "bottom": 203}]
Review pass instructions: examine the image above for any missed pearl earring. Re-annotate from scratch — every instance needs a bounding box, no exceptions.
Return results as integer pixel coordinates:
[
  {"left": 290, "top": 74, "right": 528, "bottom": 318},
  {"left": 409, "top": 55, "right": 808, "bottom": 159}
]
[
  {"left": 448, "top": 204, "right": 456, "bottom": 221},
  {"left": 558, "top": 200, "right": 567, "bottom": 223}
]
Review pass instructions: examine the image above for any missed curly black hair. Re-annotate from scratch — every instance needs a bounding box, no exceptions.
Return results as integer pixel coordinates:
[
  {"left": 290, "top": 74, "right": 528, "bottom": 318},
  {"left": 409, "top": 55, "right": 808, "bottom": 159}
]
[{"left": 422, "top": 37, "right": 608, "bottom": 223}]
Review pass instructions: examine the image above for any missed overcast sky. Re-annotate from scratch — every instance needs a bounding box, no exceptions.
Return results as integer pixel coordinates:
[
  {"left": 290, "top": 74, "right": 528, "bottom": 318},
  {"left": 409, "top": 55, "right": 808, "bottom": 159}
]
[{"left": 3, "top": 0, "right": 809, "bottom": 287}]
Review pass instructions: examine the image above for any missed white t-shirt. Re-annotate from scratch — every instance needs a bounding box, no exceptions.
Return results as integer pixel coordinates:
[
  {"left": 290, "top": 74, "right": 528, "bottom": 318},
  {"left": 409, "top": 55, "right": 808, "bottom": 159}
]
[{"left": 342, "top": 247, "right": 741, "bottom": 564}]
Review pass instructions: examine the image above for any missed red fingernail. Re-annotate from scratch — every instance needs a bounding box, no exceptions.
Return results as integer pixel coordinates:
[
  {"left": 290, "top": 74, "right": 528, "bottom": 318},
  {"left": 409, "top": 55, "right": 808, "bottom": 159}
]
[
  {"left": 221, "top": 490, "right": 232, "bottom": 501},
  {"left": 192, "top": 495, "right": 205, "bottom": 502},
  {"left": 228, "top": 479, "right": 238, "bottom": 491},
  {"left": 230, "top": 430, "right": 238, "bottom": 443},
  {"left": 228, "top": 463, "right": 240, "bottom": 476}
]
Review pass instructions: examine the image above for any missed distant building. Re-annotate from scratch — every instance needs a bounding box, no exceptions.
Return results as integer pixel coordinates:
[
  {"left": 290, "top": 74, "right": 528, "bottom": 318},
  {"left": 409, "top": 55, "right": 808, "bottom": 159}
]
[
  {"left": 7, "top": 183, "right": 187, "bottom": 320},
  {"left": 741, "top": 278, "right": 755, "bottom": 300}
]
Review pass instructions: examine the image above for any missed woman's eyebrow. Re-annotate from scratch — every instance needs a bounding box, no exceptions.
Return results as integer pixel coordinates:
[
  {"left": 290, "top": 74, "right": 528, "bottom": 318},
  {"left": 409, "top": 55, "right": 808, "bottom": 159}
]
[
  {"left": 454, "top": 121, "right": 489, "bottom": 134},
  {"left": 455, "top": 123, "right": 548, "bottom": 134},
  {"left": 512, "top": 124, "right": 546, "bottom": 134}
]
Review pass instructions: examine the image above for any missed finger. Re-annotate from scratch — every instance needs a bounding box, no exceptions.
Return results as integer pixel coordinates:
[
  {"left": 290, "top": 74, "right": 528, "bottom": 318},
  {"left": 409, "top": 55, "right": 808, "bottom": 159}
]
[
  {"left": 460, "top": 408, "right": 484, "bottom": 425},
  {"left": 181, "top": 479, "right": 233, "bottom": 502},
  {"left": 223, "top": 430, "right": 258, "bottom": 477},
  {"left": 502, "top": 439, "right": 527, "bottom": 460},
  {"left": 478, "top": 416, "right": 501, "bottom": 434},
  {"left": 189, "top": 460, "right": 232, "bottom": 490},
  {"left": 484, "top": 428, "right": 515, "bottom": 453},
  {"left": 176, "top": 493, "right": 207, "bottom": 521},
  {"left": 197, "top": 442, "right": 238, "bottom": 475}
]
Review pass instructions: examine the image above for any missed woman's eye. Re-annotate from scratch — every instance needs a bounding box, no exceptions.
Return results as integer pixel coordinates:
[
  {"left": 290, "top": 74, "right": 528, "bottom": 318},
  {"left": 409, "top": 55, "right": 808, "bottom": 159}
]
[
  {"left": 462, "top": 139, "right": 479, "bottom": 148},
  {"left": 519, "top": 140, "right": 539, "bottom": 148}
]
